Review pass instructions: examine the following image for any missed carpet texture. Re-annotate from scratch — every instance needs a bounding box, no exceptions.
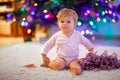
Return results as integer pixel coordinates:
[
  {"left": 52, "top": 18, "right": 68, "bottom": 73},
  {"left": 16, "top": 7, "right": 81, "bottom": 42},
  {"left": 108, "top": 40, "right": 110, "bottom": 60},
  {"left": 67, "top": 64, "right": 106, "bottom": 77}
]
[{"left": 0, "top": 42, "right": 120, "bottom": 80}]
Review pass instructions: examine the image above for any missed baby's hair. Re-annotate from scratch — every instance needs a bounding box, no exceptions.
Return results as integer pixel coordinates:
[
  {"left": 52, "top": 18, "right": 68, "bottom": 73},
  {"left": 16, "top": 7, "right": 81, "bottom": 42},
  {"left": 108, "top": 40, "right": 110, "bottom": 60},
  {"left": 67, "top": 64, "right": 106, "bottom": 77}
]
[{"left": 57, "top": 8, "right": 78, "bottom": 24}]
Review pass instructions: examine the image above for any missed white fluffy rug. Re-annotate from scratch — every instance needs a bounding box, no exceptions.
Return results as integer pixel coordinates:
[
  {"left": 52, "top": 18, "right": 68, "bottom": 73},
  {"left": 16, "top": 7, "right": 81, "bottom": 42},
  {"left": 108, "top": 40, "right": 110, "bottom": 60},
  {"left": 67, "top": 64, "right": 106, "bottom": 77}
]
[{"left": 0, "top": 42, "right": 120, "bottom": 80}]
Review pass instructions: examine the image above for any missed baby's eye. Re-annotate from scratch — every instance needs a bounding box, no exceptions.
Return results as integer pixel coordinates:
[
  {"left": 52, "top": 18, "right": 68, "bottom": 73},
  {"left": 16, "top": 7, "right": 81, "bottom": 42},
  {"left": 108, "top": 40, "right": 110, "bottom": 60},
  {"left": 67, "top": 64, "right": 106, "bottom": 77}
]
[
  {"left": 67, "top": 21, "right": 71, "bottom": 23},
  {"left": 61, "top": 21, "right": 64, "bottom": 23}
]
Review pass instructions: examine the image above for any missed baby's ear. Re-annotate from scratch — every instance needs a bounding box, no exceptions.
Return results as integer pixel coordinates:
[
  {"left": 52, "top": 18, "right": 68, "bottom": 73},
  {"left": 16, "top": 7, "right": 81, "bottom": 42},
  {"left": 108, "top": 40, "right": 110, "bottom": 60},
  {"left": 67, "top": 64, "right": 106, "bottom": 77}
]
[
  {"left": 74, "top": 20, "right": 77, "bottom": 25},
  {"left": 74, "top": 22, "right": 77, "bottom": 26}
]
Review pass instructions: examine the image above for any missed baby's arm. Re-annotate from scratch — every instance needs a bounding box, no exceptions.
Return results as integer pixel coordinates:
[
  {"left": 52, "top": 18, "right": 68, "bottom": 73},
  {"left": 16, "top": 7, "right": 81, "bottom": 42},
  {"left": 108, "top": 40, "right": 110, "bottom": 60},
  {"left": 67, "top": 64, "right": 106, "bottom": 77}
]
[
  {"left": 40, "top": 32, "right": 58, "bottom": 67},
  {"left": 78, "top": 32, "right": 94, "bottom": 54},
  {"left": 40, "top": 32, "right": 58, "bottom": 55}
]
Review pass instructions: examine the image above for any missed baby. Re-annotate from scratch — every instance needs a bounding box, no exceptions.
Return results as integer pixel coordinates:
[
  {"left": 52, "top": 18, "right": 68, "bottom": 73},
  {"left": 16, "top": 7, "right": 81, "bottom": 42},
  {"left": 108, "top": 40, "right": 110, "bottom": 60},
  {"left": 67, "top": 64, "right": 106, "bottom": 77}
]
[{"left": 40, "top": 8, "right": 94, "bottom": 75}]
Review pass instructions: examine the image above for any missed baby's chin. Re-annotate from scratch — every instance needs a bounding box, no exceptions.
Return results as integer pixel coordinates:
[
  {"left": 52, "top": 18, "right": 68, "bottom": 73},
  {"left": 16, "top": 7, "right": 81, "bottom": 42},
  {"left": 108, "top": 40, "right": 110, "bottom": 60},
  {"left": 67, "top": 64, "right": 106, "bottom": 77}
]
[{"left": 61, "top": 30, "right": 69, "bottom": 33}]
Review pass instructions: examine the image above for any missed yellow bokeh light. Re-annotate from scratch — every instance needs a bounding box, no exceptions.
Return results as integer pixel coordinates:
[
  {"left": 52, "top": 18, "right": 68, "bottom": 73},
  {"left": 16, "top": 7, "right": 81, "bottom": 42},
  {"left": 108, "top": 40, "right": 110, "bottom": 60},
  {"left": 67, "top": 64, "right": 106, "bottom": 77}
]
[
  {"left": 22, "top": 18, "right": 26, "bottom": 21},
  {"left": 95, "top": 3, "right": 99, "bottom": 6},
  {"left": 112, "top": 19, "right": 116, "bottom": 23},
  {"left": 27, "top": 29, "right": 31, "bottom": 34},
  {"left": 43, "top": 9, "right": 48, "bottom": 13},
  {"left": 86, "top": 30, "right": 90, "bottom": 34}
]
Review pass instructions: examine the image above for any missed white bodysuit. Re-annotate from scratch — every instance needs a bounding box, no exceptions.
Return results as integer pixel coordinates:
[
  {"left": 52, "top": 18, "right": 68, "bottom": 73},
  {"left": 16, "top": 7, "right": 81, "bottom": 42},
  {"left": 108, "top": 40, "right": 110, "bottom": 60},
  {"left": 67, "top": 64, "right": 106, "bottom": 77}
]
[{"left": 40, "top": 30, "right": 93, "bottom": 66}]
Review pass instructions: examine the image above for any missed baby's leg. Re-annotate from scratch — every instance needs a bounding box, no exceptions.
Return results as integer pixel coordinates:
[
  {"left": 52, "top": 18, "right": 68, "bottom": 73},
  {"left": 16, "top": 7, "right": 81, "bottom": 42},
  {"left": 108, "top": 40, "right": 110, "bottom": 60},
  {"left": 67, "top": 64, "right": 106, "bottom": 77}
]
[
  {"left": 48, "top": 56, "right": 66, "bottom": 70},
  {"left": 69, "top": 59, "right": 82, "bottom": 75}
]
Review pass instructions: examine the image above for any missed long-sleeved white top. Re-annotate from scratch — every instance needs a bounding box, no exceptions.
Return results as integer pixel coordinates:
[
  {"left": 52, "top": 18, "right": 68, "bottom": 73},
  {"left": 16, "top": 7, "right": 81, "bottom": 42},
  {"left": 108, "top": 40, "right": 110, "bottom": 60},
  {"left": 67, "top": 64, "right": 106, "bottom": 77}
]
[{"left": 40, "top": 30, "right": 93, "bottom": 58}]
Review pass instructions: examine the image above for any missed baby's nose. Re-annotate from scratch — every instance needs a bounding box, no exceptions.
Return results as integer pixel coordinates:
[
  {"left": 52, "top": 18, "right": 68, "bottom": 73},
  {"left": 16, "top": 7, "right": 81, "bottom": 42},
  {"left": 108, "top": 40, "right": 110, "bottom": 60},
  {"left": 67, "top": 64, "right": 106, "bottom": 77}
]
[{"left": 63, "top": 22, "right": 68, "bottom": 25}]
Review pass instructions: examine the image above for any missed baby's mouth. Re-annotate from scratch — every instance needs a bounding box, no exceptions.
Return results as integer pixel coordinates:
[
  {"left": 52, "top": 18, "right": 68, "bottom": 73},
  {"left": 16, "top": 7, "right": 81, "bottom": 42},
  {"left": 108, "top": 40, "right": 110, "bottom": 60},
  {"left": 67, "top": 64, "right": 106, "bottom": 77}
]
[{"left": 62, "top": 26, "right": 68, "bottom": 28}]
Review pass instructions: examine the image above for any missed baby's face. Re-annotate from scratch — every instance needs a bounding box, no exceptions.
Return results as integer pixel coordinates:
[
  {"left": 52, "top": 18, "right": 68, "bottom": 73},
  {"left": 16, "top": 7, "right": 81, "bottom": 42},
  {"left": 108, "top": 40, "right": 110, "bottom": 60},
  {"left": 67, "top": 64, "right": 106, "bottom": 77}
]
[{"left": 58, "top": 16, "right": 75, "bottom": 34}]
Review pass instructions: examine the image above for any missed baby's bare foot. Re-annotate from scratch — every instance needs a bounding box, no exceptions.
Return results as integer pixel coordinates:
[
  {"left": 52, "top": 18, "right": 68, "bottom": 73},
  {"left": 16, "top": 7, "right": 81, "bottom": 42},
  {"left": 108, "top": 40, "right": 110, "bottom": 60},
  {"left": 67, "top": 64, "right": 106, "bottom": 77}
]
[
  {"left": 71, "top": 66, "right": 82, "bottom": 75},
  {"left": 40, "top": 63, "right": 49, "bottom": 67}
]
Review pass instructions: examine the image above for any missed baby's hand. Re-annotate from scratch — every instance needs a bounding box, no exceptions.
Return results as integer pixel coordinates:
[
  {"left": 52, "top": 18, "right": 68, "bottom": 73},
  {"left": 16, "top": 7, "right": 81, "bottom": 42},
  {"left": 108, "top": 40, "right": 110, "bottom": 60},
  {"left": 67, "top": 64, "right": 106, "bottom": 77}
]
[
  {"left": 41, "top": 54, "right": 50, "bottom": 67},
  {"left": 43, "top": 57, "right": 50, "bottom": 65},
  {"left": 88, "top": 48, "right": 94, "bottom": 54}
]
